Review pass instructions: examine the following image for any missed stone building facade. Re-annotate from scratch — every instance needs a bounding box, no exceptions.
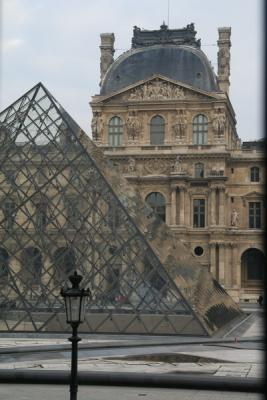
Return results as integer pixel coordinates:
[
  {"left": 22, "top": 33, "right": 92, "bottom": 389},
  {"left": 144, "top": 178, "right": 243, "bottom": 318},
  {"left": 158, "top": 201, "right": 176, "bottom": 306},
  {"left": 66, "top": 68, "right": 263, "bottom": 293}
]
[{"left": 91, "top": 24, "right": 265, "bottom": 303}]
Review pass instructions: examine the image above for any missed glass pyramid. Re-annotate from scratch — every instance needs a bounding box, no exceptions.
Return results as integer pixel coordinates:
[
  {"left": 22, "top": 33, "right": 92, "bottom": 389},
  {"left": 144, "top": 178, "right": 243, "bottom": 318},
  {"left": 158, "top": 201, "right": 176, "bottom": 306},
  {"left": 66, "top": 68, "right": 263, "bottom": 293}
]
[{"left": 0, "top": 83, "right": 243, "bottom": 335}]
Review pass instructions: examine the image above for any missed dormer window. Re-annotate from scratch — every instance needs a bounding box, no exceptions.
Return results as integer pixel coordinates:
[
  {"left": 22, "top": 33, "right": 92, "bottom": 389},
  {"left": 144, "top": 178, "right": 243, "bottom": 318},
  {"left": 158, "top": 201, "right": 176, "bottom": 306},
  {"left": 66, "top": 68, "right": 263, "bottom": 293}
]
[
  {"left": 150, "top": 115, "right": 165, "bottom": 145},
  {"left": 193, "top": 114, "right": 208, "bottom": 145}
]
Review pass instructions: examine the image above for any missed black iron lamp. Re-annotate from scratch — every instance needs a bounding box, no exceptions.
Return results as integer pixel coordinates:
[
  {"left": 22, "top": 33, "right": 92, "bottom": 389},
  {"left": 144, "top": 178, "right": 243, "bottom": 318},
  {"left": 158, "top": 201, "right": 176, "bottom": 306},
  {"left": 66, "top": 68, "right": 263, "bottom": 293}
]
[{"left": 61, "top": 270, "right": 90, "bottom": 400}]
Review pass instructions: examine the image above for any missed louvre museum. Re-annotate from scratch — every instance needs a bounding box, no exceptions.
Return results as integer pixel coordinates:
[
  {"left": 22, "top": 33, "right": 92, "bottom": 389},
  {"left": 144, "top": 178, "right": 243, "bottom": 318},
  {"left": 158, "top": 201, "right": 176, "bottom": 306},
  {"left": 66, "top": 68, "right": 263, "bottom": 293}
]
[{"left": 0, "top": 24, "right": 264, "bottom": 336}]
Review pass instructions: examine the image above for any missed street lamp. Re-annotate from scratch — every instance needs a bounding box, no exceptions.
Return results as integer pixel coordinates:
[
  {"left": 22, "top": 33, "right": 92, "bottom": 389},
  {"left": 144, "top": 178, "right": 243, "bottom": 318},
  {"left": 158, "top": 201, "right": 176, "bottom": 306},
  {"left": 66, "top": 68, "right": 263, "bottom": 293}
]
[{"left": 61, "top": 270, "right": 90, "bottom": 400}]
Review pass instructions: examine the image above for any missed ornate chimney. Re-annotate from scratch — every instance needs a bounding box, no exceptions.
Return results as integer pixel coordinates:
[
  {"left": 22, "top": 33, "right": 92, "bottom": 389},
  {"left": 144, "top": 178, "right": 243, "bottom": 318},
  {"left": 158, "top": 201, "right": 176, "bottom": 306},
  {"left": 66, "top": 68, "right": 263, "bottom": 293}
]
[
  {"left": 217, "top": 27, "right": 231, "bottom": 94},
  {"left": 100, "top": 33, "right": 115, "bottom": 85}
]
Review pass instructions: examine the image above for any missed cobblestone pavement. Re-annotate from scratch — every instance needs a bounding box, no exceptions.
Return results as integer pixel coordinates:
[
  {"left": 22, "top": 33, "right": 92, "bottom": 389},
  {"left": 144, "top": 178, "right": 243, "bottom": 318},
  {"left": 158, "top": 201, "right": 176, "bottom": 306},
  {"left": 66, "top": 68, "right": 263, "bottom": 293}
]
[
  {"left": 0, "top": 384, "right": 264, "bottom": 400},
  {"left": 0, "top": 309, "right": 264, "bottom": 379}
]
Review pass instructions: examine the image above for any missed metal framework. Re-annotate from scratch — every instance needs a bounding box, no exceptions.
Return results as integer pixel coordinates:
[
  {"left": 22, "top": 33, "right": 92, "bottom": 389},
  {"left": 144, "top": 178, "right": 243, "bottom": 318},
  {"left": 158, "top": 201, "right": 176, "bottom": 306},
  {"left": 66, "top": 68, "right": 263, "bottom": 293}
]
[{"left": 0, "top": 83, "right": 242, "bottom": 335}]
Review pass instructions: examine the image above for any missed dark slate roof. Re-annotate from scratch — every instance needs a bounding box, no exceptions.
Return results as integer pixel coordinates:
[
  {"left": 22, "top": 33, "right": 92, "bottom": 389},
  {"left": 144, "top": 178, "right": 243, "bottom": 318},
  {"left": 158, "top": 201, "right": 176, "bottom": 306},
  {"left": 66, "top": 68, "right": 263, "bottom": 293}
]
[
  {"left": 100, "top": 44, "right": 219, "bottom": 95},
  {"left": 242, "top": 139, "right": 265, "bottom": 150}
]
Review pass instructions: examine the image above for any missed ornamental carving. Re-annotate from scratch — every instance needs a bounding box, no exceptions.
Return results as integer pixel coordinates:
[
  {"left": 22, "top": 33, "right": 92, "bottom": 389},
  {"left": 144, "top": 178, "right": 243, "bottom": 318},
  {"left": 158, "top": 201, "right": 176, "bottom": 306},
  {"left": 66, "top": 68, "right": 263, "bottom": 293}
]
[
  {"left": 91, "top": 112, "right": 104, "bottom": 141},
  {"left": 212, "top": 108, "right": 226, "bottom": 137},
  {"left": 230, "top": 208, "right": 239, "bottom": 227},
  {"left": 171, "top": 155, "right": 183, "bottom": 173},
  {"left": 126, "top": 80, "right": 185, "bottom": 101},
  {"left": 172, "top": 110, "right": 187, "bottom": 141},
  {"left": 144, "top": 158, "right": 169, "bottom": 175},
  {"left": 125, "top": 111, "right": 142, "bottom": 142},
  {"left": 127, "top": 157, "right": 136, "bottom": 174}
]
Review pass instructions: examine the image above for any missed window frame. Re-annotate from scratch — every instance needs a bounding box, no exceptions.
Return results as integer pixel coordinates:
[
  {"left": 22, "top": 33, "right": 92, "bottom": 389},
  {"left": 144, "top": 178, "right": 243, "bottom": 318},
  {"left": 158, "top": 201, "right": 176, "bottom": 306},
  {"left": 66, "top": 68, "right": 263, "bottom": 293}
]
[
  {"left": 192, "top": 114, "right": 208, "bottom": 145},
  {"left": 145, "top": 192, "right": 166, "bottom": 222},
  {"left": 250, "top": 166, "right": 260, "bottom": 182},
  {"left": 248, "top": 201, "right": 261, "bottom": 229},
  {"left": 108, "top": 116, "right": 124, "bottom": 146},
  {"left": 193, "top": 198, "right": 205, "bottom": 228},
  {"left": 150, "top": 115, "right": 165, "bottom": 145}
]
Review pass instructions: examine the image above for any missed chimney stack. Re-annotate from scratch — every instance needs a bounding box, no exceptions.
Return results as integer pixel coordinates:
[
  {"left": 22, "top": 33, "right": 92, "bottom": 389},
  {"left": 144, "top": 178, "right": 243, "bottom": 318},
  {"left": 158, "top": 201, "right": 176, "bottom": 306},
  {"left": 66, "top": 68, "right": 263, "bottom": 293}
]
[
  {"left": 100, "top": 33, "right": 115, "bottom": 86},
  {"left": 217, "top": 27, "right": 231, "bottom": 94}
]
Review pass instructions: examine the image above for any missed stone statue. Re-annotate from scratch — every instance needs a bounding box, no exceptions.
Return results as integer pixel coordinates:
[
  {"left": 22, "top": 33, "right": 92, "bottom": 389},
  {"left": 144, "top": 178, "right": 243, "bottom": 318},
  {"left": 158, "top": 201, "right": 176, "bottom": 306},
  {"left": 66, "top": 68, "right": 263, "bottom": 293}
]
[
  {"left": 231, "top": 208, "right": 239, "bottom": 227},
  {"left": 172, "top": 110, "right": 187, "bottom": 140},
  {"left": 126, "top": 111, "right": 141, "bottom": 141},
  {"left": 172, "top": 155, "right": 182, "bottom": 173},
  {"left": 213, "top": 109, "right": 226, "bottom": 136},
  {"left": 91, "top": 112, "right": 103, "bottom": 141},
  {"left": 127, "top": 157, "right": 136, "bottom": 173}
]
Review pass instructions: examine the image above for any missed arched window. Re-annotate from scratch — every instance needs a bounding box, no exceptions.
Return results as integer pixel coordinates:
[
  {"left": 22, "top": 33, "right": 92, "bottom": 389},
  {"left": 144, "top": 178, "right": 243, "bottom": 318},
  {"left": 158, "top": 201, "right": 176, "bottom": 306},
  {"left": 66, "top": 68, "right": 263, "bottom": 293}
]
[
  {"left": 193, "top": 114, "right": 208, "bottom": 145},
  {"left": 108, "top": 116, "right": 123, "bottom": 146},
  {"left": 145, "top": 192, "right": 166, "bottom": 222},
  {"left": 150, "top": 115, "right": 165, "bottom": 145},
  {"left": 251, "top": 166, "right": 260, "bottom": 182},
  {"left": 195, "top": 162, "right": 204, "bottom": 178},
  {"left": 53, "top": 247, "right": 76, "bottom": 283},
  {"left": 241, "top": 248, "right": 264, "bottom": 287},
  {"left": 22, "top": 247, "right": 42, "bottom": 285},
  {"left": 0, "top": 248, "right": 9, "bottom": 281}
]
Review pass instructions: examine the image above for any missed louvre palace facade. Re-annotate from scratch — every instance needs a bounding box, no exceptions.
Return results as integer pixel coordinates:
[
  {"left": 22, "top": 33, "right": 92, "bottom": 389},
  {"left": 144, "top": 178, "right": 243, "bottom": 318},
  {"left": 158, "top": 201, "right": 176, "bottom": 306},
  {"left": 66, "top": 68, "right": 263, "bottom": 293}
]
[{"left": 91, "top": 23, "right": 265, "bottom": 303}]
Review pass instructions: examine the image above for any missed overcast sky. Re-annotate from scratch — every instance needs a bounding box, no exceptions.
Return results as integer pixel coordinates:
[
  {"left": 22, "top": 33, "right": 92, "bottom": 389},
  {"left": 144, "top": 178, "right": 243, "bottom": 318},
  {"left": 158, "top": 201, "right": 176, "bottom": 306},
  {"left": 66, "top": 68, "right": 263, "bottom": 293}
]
[{"left": 0, "top": 0, "right": 264, "bottom": 141}]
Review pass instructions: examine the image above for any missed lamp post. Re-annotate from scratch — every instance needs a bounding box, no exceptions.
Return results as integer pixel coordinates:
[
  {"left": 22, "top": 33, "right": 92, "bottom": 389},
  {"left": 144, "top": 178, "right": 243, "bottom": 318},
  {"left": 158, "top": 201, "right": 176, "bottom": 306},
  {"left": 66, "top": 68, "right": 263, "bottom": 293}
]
[{"left": 61, "top": 270, "right": 90, "bottom": 400}]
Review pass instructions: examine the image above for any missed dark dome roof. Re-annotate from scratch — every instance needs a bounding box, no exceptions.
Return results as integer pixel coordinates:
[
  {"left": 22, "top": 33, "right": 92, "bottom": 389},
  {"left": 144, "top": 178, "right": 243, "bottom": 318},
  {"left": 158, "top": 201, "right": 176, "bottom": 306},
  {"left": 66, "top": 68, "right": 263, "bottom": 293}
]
[{"left": 100, "top": 45, "right": 219, "bottom": 95}]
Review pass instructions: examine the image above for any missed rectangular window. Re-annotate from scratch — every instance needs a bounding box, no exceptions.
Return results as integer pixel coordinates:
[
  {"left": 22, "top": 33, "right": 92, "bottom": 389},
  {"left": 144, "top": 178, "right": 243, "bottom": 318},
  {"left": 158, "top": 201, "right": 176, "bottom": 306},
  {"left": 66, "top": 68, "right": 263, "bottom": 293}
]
[
  {"left": 36, "top": 203, "right": 47, "bottom": 231},
  {"left": 193, "top": 199, "right": 205, "bottom": 228},
  {"left": 249, "top": 202, "right": 261, "bottom": 228},
  {"left": 109, "top": 132, "right": 123, "bottom": 146},
  {"left": 3, "top": 200, "right": 16, "bottom": 231}
]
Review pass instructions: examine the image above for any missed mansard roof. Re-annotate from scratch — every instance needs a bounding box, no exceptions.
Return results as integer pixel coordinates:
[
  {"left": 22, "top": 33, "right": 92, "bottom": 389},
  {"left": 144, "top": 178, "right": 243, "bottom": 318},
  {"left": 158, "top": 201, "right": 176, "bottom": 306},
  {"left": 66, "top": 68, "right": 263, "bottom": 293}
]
[{"left": 101, "top": 25, "right": 219, "bottom": 96}]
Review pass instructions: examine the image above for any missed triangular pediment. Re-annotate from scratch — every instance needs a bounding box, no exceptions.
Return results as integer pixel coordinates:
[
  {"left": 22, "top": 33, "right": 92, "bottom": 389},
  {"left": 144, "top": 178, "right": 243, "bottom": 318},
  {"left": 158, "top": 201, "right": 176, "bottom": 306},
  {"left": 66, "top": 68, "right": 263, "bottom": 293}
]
[{"left": 92, "top": 74, "right": 221, "bottom": 104}]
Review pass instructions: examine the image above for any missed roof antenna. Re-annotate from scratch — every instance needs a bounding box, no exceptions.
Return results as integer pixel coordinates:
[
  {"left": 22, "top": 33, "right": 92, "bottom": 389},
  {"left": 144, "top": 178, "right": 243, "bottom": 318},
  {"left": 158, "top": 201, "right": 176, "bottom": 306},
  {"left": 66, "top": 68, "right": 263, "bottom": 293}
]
[{"left": 167, "top": 0, "right": 170, "bottom": 27}]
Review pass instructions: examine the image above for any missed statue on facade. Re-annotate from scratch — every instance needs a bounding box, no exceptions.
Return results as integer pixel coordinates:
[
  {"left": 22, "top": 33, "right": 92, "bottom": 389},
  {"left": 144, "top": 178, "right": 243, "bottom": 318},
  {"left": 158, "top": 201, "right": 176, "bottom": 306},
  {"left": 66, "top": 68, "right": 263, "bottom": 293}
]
[
  {"left": 91, "top": 112, "right": 103, "bottom": 141},
  {"left": 213, "top": 109, "right": 226, "bottom": 137},
  {"left": 172, "top": 110, "right": 187, "bottom": 140},
  {"left": 127, "top": 157, "right": 136, "bottom": 173},
  {"left": 172, "top": 155, "right": 183, "bottom": 173},
  {"left": 231, "top": 208, "right": 239, "bottom": 227},
  {"left": 126, "top": 111, "right": 141, "bottom": 141}
]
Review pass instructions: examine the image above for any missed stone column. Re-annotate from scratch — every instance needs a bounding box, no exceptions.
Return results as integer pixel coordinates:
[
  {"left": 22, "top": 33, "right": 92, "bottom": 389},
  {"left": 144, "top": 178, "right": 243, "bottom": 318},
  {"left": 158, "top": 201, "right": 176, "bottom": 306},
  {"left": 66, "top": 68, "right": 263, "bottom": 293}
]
[
  {"left": 224, "top": 243, "right": 231, "bottom": 287},
  {"left": 231, "top": 243, "right": 240, "bottom": 288},
  {"left": 218, "top": 243, "right": 225, "bottom": 286},
  {"left": 184, "top": 187, "right": 190, "bottom": 226},
  {"left": 218, "top": 186, "right": 225, "bottom": 226},
  {"left": 170, "top": 186, "right": 177, "bottom": 225},
  {"left": 179, "top": 186, "right": 185, "bottom": 226},
  {"left": 209, "top": 242, "right": 216, "bottom": 278},
  {"left": 165, "top": 200, "right": 171, "bottom": 226},
  {"left": 210, "top": 187, "right": 217, "bottom": 226}
]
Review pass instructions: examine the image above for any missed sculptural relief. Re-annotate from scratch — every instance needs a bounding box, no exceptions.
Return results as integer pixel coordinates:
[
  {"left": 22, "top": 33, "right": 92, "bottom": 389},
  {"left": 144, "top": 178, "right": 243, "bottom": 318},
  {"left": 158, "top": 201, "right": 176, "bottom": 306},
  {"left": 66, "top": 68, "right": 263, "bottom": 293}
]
[
  {"left": 213, "top": 109, "right": 226, "bottom": 137},
  {"left": 172, "top": 110, "right": 187, "bottom": 141},
  {"left": 127, "top": 157, "right": 136, "bottom": 174},
  {"left": 171, "top": 155, "right": 183, "bottom": 173},
  {"left": 231, "top": 208, "right": 239, "bottom": 227},
  {"left": 127, "top": 80, "right": 185, "bottom": 101},
  {"left": 144, "top": 158, "right": 169, "bottom": 175},
  {"left": 91, "top": 112, "right": 103, "bottom": 141},
  {"left": 126, "top": 111, "right": 142, "bottom": 142}
]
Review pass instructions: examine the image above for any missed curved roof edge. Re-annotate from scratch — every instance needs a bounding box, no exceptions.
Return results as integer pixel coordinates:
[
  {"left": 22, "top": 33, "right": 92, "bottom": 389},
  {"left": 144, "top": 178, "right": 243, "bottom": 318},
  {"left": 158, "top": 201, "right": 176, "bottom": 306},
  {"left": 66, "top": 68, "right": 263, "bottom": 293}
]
[{"left": 101, "top": 44, "right": 219, "bottom": 95}]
